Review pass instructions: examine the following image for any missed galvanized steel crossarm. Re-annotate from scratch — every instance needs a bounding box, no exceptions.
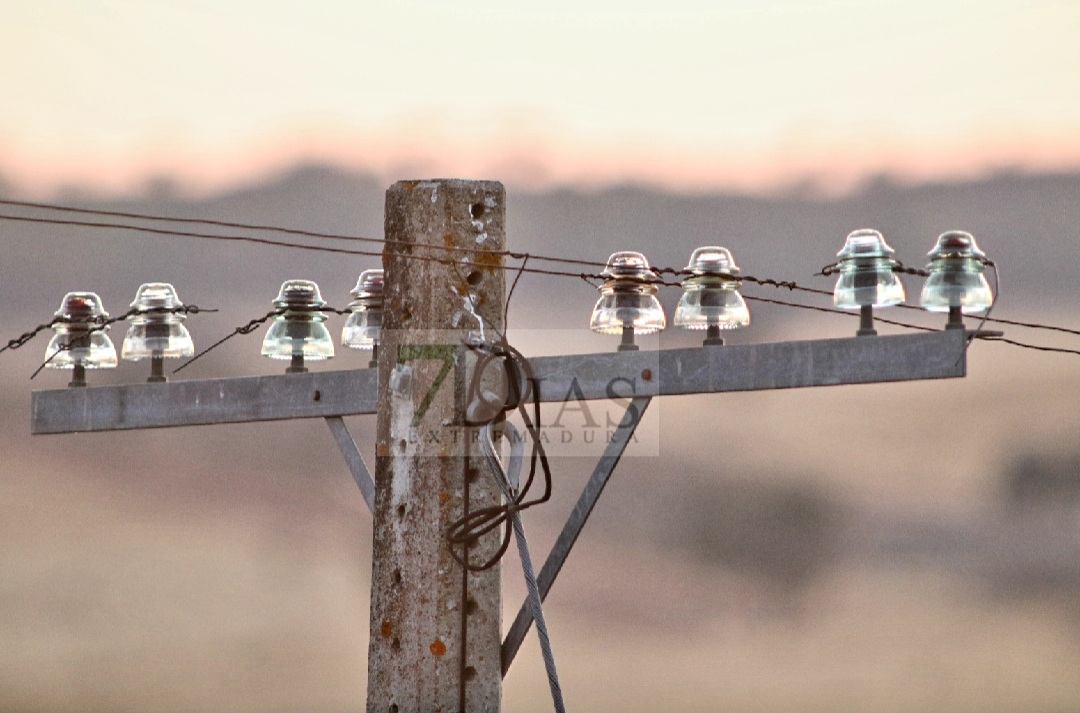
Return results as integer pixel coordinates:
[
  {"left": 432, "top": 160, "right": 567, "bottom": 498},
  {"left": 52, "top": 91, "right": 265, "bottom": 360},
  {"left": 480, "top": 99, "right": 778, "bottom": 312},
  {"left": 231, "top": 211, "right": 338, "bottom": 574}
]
[
  {"left": 31, "top": 367, "right": 378, "bottom": 434},
  {"left": 31, "top": 330, "right": 966, "bottom": 434}
]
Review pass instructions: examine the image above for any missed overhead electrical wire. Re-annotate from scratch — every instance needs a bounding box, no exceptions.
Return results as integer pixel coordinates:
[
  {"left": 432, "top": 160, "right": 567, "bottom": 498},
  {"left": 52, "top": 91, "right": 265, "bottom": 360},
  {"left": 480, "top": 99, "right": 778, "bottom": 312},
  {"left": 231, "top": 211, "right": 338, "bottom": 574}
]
[
  {"left": 0, "top": 198, "right": 609, "bottom": 270},
  {"left": 1, "top": 202, "right": 1078, "bottom": 363}
]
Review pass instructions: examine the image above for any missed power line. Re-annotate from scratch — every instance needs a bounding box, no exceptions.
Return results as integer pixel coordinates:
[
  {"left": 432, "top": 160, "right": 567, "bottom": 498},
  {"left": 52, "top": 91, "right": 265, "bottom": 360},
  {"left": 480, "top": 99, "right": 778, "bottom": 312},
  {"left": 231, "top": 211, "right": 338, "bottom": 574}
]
[
  {"left": 742, "top": 294, "right": 938, "bottom": 332},
  {"left": 0, "top": 212, "right": 386, "bottom": 259},
  {"left": 0, "top": 204, "right": 1041, "bottom": 330},
  {"left": 3, "top": 200, "right": 1074, "bottom": 336},
  {"left": 2, "top": 305, "right": 213, "bottom": 356},
  {"left": 973, "top": 315, "right": 1080, "bottom": 337},
  {"left": 980, "top": 336, "right": 1080, "bottom": 357},
  {"left": 0, "top": 200, "right": 870, "bottom": 295},
  {"left": 2, "top": 205, "right": 1080, "bottom": 359},
  {"left": 0, "top": 211, "right": 835, "bottom": 298},
  {"left": 0, "top": 197, "right": 610, "bottom": 270}
]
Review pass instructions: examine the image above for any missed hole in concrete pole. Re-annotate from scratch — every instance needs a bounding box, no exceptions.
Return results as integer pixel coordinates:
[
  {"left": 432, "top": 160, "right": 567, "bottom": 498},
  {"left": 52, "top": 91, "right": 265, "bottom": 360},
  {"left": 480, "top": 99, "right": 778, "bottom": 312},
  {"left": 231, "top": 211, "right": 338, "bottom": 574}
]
[
  {"left": 389, "top": 704, "right": 399, "bottom": 713},
  {"left": 470, "top": 202, "right": 485, "bottom": 219},
  {"left": 393, "top": 569, "right": 402, "bottom": 586},
  {"left": 466, "top": 270, "right": 483, "bottom": 286},
  {"left": 396, "top": 504, "right": 406, "bottom": 518},
  {"left": 391, "top": 637, "right": 401, "bottom": 651},
  {"left": 465, "top": 597, "right": 479, "bottom": 615},
  {"left": 463, "top": 666, "right": 478, "bottom": 682}
]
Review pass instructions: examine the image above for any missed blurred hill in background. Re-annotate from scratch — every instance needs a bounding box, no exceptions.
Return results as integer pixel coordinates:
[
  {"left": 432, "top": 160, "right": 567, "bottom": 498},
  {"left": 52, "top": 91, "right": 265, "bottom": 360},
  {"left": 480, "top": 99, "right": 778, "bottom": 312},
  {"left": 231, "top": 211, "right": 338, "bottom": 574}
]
[{"left": 1, "top": 167, "right": 1079, "bottom": 711}]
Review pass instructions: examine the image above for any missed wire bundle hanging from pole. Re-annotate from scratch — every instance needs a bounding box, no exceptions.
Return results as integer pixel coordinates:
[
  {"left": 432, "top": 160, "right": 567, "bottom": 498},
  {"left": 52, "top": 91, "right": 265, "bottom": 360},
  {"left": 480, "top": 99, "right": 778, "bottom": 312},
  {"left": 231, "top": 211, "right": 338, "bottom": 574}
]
[{"left": 448, "top": 330, "right": 566, "bottom": 713}]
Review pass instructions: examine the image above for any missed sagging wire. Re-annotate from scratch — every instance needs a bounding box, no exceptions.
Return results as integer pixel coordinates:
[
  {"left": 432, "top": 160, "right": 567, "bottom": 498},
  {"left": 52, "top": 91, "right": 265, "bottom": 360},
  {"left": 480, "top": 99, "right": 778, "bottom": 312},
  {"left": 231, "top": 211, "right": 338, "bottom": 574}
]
[
  {"left": 17, "top": 305, "right": 216, "bottom": 379},
  {"left": 0, "top": 202, "right": 606, "bottom": 271},
  {"left": 4, "top": 207, "right": 1080, "bottom": 359},
  {"left": 504, "top": 255, "right": 530, "bottom": 330},
  {"left": 5, "top": 199, "right": 1080, "bottom": 340},
  {"left": 170, "top": 305, "right": 350, "bottom": 375},
  {"left": 815, "top": 259, "right": 930, "bottom": 279},
  {"left": 448, "top": 261, "right": 552, "bottom": 570},
  {"left": 172, "top": 307, "right": 283, "bottom": 375},
  {"left": 979, "top": 337, "right": 1080, "bottom": 356},
  {"left": 4, "top": 305, "right": 211, "bottom": 357},
  {"left": 0, "top": 317, "right": 63, "bottom": 355},
  {"left": 977, "top": 313, "right": 1080, "bottom": 337},
  {"left": 587, "top": 264, "right": 1080, "bottom": 348},
  {"left": 0, "top": 212, "right": 388, "bottom": 260},
  {"left": 30, "top": 340, "right": 79, "bottom": 380},
  {"left": 0, "top": 211, "right": 843, "bottom": 302},
  {"left": 741, "top": 293, "right": 939, "bottom": 332}
]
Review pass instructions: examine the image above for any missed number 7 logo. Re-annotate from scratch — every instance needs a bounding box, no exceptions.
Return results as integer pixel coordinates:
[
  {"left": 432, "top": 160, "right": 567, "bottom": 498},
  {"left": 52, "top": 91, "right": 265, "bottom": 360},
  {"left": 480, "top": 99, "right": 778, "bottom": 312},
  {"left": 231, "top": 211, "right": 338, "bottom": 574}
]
[{"left": 397, "top": 344, "right": 456, "bottom": 428}]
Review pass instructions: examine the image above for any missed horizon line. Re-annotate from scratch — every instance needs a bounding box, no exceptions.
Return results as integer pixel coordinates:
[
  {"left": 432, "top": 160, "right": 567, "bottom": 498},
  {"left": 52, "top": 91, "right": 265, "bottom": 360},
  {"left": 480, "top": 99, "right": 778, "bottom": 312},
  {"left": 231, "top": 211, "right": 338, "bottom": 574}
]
[{"left": 2, "top": 123, "right": 1079, "bottom": 201}]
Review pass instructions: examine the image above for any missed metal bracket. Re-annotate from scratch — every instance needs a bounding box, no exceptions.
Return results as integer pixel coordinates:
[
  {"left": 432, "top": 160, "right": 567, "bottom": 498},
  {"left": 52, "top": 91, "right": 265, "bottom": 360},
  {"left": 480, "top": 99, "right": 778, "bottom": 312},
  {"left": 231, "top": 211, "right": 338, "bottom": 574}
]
[
  {"left": 325, "top": 416, "right": 375, "bottom": 514},
  {"left": 501, "top": 395, "right": 652, "bottom": 676}
]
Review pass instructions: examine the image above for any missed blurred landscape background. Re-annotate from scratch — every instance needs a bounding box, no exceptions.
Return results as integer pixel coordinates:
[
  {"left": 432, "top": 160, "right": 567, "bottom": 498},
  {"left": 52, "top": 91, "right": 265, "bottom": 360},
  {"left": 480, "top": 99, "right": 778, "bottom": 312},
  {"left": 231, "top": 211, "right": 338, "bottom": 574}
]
[{"left": 1, "top": 165, "right": 1079, "bottom": 711}]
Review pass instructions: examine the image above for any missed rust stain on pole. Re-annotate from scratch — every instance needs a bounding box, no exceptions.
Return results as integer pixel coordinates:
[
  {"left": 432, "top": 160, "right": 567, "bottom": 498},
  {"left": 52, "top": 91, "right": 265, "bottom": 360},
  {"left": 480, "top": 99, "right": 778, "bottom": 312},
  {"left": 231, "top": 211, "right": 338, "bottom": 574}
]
[{"left": 368, "top": 179, "right": 506, "bottom": 712}]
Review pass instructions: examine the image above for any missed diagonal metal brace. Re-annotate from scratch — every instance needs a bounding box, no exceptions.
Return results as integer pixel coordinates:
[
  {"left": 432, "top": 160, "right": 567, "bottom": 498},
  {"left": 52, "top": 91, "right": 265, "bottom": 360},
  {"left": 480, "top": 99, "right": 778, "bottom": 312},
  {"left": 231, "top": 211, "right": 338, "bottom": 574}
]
[
  {"left": 325, "top": 416, "right": 375, "bottom": 514},
  {"left": 501, "top": 395, "right": 652, "bottom": 676}
]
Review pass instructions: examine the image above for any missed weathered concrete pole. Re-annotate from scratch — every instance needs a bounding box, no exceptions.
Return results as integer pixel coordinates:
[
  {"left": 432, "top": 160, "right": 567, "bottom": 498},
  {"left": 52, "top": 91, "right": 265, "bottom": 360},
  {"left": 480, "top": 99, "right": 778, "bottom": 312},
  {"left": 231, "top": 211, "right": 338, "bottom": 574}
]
[{"left": 368, "top": 179, "right": 506, "bottom": 712}]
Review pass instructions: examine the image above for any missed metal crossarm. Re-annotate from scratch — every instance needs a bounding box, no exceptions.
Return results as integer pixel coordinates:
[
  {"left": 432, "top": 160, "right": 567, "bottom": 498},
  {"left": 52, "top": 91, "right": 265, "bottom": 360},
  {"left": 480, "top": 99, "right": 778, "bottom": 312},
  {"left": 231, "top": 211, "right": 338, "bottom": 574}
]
[
  {"left": 31, "top": 331, "right": 966, "bottom": 435},
  {"left": 32, "top": 367, "right": 379, "bottom": 434}
]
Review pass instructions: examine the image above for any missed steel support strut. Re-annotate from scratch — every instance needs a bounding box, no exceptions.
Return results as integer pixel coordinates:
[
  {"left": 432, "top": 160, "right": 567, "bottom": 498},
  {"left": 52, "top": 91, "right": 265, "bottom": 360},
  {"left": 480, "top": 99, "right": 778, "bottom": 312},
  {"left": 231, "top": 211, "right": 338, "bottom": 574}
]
[
  {"left": 501, "top": 396, "right": 652, "bottom": 675},
  {"left": 325, "top": 416, "right": 375, "bottom": 513}
]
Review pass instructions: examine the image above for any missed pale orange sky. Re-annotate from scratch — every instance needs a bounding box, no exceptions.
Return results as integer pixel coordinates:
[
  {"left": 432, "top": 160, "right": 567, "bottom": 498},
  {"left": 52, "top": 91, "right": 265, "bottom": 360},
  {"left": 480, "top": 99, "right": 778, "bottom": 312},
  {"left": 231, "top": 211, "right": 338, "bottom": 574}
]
[{"left": 3, "top": 0, "right": 1079, "bottom": 195}]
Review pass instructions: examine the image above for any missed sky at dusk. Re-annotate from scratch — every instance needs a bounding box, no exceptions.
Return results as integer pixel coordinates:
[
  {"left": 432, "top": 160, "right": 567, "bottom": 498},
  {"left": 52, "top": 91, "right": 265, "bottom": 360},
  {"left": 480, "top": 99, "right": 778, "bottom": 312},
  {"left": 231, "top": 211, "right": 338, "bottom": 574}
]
[{"left": 3, "top": 0, "right": 1079, "bottom": 194}]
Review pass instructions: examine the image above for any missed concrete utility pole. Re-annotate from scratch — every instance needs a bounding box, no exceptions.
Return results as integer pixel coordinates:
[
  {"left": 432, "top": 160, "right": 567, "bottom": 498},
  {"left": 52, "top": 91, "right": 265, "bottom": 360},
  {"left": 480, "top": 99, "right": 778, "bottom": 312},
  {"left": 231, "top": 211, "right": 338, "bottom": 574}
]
[{"left": 369, "top": 180, "right": 506, "bottom": 712}]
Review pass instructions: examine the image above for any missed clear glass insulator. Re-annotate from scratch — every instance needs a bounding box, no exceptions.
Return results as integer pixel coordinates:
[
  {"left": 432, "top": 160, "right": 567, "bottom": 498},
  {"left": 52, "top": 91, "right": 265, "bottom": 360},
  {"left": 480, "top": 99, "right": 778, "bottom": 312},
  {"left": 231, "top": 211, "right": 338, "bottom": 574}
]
[
  {"left": 833, "top": 229, "right": 905, "bottom": 309},
  {"left": 261, "top": 280, "right": 335, "bottom": 360},
  {"left": 919, "top": 231, "right": 993, "bottom": 313},
  {"left": 342, "top": 269, "right": 384, "bottom": 349},
  {"left": 675, "top": 280, "right": 749, "bottom": 330},
  {"left": 121, "top": 282, "right": 194, "bottom": 360},
  {"left": 44, "top": 291, "right": 117, "bottom": 369},
  {"left": 590, "top": 252, "right": 666, "bottom": 335},
  {"left": 674, "top": 246, "right": 750, "bottom": 330}
]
